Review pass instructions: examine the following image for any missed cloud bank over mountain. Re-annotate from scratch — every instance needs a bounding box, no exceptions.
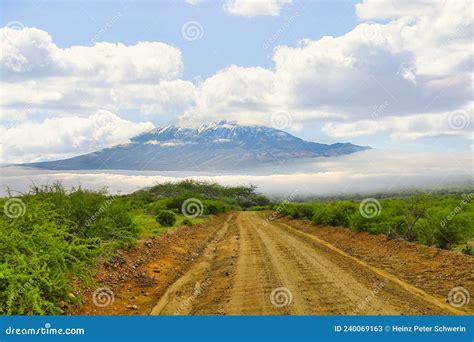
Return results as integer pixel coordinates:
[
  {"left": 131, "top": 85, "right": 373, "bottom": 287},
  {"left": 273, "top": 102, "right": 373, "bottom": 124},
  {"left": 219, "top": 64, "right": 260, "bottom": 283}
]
[{"left": 2, "top": 149, "right": 471, "bottom": 196}]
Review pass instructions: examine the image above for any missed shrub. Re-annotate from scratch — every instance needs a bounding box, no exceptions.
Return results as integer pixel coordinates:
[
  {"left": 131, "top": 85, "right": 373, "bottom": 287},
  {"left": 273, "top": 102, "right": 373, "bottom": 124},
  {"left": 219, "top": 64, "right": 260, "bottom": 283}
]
[
  {"left": 248, "top": 205, "right": 271, "bottom": 211},
  {"left": 314, "top": 202, "right": 356, "bottom": 227},
  {"left": 182, "top": 219, "right": 193, "bottom": 226},
  {"left": 205, "top": 203, "right": 219, "bottom": 215},
  {"left": 290, "top": 204, "right": 313, "bottom": 219},
  {"left": 462, "top": 245, "right": 473, "bottom": 255},
  {"left": 146, "top": 180, "right": 269, "bottom": 209},
  {"left": 155, "top": 210, "right": 177, "bottom": 227},
  {"left": 165, "top": 196, "right": 188, "bottom": 211},
  {"left": 0, "top": 184, "right": 138, "bottom": 315},
  {"left": 431, "top": 210, "right": 468, "bottom": 249},
  {"left": 147, "top": 201, "right": 167, "bottom": 215}
]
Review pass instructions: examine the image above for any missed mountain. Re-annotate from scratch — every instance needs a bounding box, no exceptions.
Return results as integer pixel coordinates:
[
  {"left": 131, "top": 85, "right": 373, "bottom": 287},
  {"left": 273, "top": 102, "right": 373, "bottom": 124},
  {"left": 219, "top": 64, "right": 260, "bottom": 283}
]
[{"left": 25, "top": 121, "right": 370, "bottom": 171}]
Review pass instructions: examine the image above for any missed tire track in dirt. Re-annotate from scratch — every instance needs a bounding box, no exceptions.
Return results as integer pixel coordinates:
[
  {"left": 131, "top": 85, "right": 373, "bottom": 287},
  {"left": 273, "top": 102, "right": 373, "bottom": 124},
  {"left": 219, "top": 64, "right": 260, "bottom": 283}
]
[
  {"left": 224, "top": 212, "right": 290, "bottom": 315},
  {"left": 248, "top": 216, "right": 398, "bottom": 314},
  {"left": 274, "top": 219, "right": 469, "bottom": 315},
  {"left": 150, "top": 214, "right": 234, "bottom": 315},
  {"left": 150, "top": 212, "right": 465, "bottom": 315},
  {"left": 226, "top": 212, "right": 401, "bottom": 314}
]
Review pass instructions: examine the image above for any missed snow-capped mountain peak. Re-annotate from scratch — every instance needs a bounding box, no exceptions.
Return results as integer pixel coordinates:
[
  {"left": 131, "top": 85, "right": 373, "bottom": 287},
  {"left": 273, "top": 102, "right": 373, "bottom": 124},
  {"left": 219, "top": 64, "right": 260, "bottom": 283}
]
[{"left": 27, "top": 121, "right": 370, "bottom": 171}]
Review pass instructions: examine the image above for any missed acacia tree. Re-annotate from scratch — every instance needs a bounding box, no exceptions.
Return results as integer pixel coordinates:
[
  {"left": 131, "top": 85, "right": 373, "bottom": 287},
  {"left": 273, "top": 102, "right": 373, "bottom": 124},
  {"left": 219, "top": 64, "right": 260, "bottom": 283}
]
[{"left": 391, "top": 195, "right": 430, "bottom": 241}]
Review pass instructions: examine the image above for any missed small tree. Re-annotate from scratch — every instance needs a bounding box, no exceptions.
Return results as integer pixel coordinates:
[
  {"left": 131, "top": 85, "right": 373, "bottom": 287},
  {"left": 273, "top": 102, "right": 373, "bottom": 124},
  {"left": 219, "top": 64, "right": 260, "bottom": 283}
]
[
  {"left": 392, "top": 195, "right": 430, "bottom": 241},
  {"left": 432, "top": 210, "right": 468, "bottom": 249},
  {"left": 156, "top": 210, "right": 176, "bottom": 227},
  {"left": 291, "top": 204, "right": 313, "bottom": 219}
]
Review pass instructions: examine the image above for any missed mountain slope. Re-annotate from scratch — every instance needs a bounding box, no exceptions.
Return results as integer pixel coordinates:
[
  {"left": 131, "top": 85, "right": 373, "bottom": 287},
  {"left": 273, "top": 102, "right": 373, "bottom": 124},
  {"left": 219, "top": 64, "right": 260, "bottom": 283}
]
[{"left": 26, "top": 121, "right": 370, "bottom": 171}]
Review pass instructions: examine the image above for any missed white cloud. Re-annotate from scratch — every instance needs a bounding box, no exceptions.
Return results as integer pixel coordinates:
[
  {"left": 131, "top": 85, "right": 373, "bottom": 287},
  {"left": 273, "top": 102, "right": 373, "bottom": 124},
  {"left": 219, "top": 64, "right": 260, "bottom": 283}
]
[
  {"left": 322, "top": 108, "right": 473, "bottom": 140},
  {"left": 355, "top": 0, "right": 435, "bottom": 20},
  {"left": 1, "top": 28, "right": 182, "bottom": 82},
  {"left": 0, "top": 110, "right": 154, "bottom": 163},
  {"left": 223, "top": 0, "right": 292, "bottom": 17},
  {"left": 2, "top": 150, "right": 471, "bottom": 196},
  {"left": 0, "top": 27, "right": 195, "bottom": 121},
  {"left": 355, "top": 0, "right": 473, "bottom": 76},
  {"left": 179, "top": 65, "right": 278, "bottom": 126},
  {"left": 180, "top": 0, "right": 472, "bottom": 143},
  {"left": 185, "top": 0, "right": 203, "bottom": 5}
]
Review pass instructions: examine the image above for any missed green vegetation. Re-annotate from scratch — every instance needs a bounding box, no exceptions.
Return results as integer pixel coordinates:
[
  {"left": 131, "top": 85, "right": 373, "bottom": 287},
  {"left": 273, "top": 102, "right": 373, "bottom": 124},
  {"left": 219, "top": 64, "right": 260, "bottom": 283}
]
[
  {"left": 0, "top": 180, "right": 264, "bottom": 315},
  {"left": 0, "top": 184, "right": 137, "bottom": 315},
  {"left": 182, "top": 219, "right": 193, "bottom": 226},
  {"left": 2, "top": 180, "right": 471, "bottom": 316},
  {"left": 131, "top": 210, "right": 168, "bottom": 238},
  {"left": 133, "top": 179, "right": 270, "bottom": 210},
  {"left": 156, "top": 210, "right": 177, "bottom": 227},
  {"left": 279, "top": 193, "right": 474, "bottom": 253}
]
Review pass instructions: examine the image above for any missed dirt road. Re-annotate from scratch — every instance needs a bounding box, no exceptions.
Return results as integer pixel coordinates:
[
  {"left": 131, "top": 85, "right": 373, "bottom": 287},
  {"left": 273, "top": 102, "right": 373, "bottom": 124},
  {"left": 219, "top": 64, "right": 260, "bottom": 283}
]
[{"left": 150, "top": 212, "right": 469, "bottom": 315}]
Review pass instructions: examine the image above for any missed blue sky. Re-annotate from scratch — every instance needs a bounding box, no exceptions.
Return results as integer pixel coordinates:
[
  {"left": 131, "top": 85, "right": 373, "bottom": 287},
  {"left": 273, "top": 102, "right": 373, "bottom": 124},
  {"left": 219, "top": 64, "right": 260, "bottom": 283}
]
[
  {"left": 1, "top": 0, "right": 472, "bottom": 163},
  {"left": 2, "top": 0, "right": 358, "bottom": 79}
]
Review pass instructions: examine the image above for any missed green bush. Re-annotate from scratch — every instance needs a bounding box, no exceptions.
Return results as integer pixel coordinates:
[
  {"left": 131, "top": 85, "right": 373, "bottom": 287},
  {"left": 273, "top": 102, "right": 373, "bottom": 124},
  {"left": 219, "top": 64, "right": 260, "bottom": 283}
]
[
  {"left": 182, "top": 219, "right": 193, "bottom": 226},
  {"left": 462, "top": 245, "right": 473, "bottom": 255},
  {"left": 0, "top": 184, "right": 138, "bottom": 315},
  {"left": 313, "top": 202, "right": 356, "bottom": 227},
  {"left": 144, "top": 180, "right": 268, "bottom": 209},
  {"left": 280, "top": 193, "right": 474, "bottom": 251},
  {"left": 147, "top": 201, "right": 167, "bottom": 215},
  {"left": 290, "top": 204, "right": 313, "bottom": 219},
  {"left": 205, "top": 203, "right": 219, "bottom": 215},
  {"left": 431, "top": 210, "right": 469, "bottom": 249},
  {"left": 156, "top": 210, "right": 177, "bottom": 227}
]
